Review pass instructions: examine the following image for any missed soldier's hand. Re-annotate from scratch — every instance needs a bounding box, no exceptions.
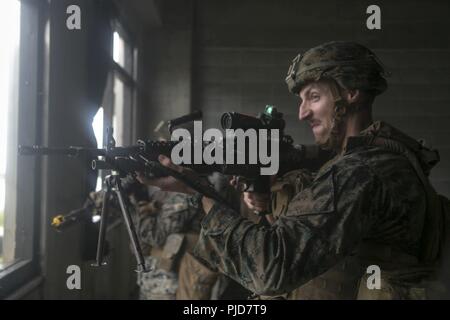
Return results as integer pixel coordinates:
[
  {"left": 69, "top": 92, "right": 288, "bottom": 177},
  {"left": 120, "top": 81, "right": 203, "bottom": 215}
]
[
  {"left": 230, "top": 176, "right": 248, "bottom": 191},
  {"left": 136, "top": 155, "right": 197, "bottom": 195},
  {"left": 243, "top": 192, "right": 270, "bottom": 213}
]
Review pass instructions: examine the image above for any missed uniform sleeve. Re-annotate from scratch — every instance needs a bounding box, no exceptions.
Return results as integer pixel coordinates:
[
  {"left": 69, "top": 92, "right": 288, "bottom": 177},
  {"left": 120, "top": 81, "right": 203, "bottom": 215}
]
[
  {"left": 193, "top": 162, "right": 382, "bottom": 295},
  {"left": 137, "top": 193, "right": 200, "bottom": 247}
]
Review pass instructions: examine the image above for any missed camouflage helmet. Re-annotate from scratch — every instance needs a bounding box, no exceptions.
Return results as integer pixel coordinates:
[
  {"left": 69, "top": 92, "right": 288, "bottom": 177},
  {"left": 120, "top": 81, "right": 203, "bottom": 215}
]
[{"left": 285, "top": 41, "right": 388, "bottom": 96}]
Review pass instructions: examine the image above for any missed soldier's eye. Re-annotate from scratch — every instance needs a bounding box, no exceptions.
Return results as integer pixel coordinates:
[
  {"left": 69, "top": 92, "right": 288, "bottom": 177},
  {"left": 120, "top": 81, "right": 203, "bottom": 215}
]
[{"left": 311, "top": 94, "right": 320, "bottom": 101}]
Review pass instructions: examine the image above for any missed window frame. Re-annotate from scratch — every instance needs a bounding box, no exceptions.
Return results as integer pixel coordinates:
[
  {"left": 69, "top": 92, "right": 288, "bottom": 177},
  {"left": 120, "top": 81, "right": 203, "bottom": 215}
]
[
  {"left": 0, "top": 0, "right": 47, "bottom": 298},
  {"left": 97, "top": 18, "right": 138, "bottom": 190},
  {"left": 110, "top": 20, "right": 138, "bottom": 146}
]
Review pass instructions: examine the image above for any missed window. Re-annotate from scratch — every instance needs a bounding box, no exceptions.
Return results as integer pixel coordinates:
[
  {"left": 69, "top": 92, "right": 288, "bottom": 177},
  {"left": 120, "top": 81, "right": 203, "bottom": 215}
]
[
  {"left": 0, "top": 0, "right": 44, "bottom": 297},
  {"left": 112, "top": 76, "right": 126, "bottom": 145},
  {"left": 92, "top": 23, "right": 137, "bottom": 193},
  {"left": 113, "top": 31, "right": 133, "bottom": 76},
  {"left": 91, "top": 23, "right": 137, "bottom": 193},
  {"left": 0, "top": 0, "right": 21, "bottom": 271},
  {"left": 92, "top": 107, "right": 104, "bottom": 191},
  {"left": 111, "top": 25, "right": 137, "bottom": 146}
]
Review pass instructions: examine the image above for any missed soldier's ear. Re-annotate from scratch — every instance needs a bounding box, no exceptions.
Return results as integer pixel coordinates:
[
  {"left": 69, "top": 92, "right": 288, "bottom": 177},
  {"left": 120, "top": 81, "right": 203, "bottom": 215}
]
[{"left": 343, "top": 89, "right": 361, "bottom": 104}]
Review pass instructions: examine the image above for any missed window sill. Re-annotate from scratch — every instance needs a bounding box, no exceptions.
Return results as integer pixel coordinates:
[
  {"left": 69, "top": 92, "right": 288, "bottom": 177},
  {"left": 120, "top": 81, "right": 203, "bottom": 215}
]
[{"left": 4, "top": 275, "right": 44, "bottom": 300}]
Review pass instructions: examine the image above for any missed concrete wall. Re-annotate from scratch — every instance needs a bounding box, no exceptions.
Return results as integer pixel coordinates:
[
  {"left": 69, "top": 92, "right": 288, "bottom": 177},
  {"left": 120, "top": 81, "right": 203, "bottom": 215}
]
[
  {"left": 139, "top": 0, "right": 194, "bottom": 139},
  {"left": 192, "top": 0, "right": 450, "bottom": 197}
]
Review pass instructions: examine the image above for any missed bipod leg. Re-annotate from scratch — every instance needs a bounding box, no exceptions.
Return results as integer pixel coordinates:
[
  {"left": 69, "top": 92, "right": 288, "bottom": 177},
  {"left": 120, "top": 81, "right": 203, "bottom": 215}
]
[
  {"left": 112, "top": 176, "right": 148, "bottom": 273},
  {"left": 91, "top": 176, "right": 112, "bottom": 267}
]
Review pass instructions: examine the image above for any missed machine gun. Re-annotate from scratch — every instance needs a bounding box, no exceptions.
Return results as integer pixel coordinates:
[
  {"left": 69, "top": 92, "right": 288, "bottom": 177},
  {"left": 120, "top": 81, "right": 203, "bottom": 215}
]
[
  {"left": 20, "top": 130, "right": 157, "bottom": 272},
  {"left": 19, "top": 108, "right": 332, "bottom": 270},
  {"left": 18, "top": 111, "right": 230, "bottom": 273}
]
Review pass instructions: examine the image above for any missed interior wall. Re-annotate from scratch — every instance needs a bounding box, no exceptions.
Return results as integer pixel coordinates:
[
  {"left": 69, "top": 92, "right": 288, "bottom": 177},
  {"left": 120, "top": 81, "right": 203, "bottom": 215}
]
[{"left": 140, "top": 0, "right": 194, "bottom": 139}]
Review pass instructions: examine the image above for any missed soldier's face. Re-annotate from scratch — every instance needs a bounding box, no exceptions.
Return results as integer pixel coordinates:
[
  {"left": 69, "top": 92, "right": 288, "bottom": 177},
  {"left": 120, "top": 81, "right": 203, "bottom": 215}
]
[{"left": 298, "top": 81, "right": 336, "bottom": 146}]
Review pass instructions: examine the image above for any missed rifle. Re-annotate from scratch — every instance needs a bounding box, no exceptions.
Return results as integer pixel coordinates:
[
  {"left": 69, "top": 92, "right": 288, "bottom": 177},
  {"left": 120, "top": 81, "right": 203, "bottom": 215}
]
[
  {"left": 20, "top": 107, "right": 330, "bottom": 195},
  {"left": 218, "top": 105, "right": 332, "bottom": 215},
  {"left": 18, "top": 111, "right": 230, "bottom": 272},
  {"left": 19, "top": 108, "right": 332, "bottom": 270}
]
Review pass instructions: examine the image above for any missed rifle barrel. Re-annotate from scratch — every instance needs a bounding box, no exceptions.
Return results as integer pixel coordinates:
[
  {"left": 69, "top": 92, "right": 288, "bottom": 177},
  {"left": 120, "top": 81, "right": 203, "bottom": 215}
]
[{"left": 18, "top": 145, "right": 106, "bottom": 157}]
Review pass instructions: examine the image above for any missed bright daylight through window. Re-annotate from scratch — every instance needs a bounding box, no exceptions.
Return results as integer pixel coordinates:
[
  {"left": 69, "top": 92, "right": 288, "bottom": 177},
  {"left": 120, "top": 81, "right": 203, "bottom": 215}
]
[{"left": 0, "top": 0, "right": 21, "bottom": 270}]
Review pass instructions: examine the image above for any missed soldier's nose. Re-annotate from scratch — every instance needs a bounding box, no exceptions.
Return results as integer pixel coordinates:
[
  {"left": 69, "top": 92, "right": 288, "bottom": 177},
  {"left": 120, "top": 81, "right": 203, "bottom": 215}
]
[{"left": 299, "top": 102, "right": 311, "bottom": 121}]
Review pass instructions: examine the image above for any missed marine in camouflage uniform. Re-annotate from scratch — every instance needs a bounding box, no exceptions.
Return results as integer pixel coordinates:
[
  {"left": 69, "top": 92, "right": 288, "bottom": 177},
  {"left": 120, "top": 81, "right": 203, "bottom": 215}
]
[
  {"left": 132, "top": 122, "right": 223, "bottom": 300},
  {"left": 135, "top": 172, "right": 249, "bottom": 300},
  {"left": 88, "top": 179, "right": 219, "bottom": 300},
  {"left": 189, "top": 41, "right": 444, "bottom": 299},
  {"left": 134, "top": 187, "right": 205, "bottom": 300}
]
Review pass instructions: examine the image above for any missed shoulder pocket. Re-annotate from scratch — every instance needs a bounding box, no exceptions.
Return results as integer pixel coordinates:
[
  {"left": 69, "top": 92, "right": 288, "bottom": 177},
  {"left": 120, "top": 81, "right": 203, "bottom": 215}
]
[{"left": 286, "top": 166, "right": 336, "bottom": 216}]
